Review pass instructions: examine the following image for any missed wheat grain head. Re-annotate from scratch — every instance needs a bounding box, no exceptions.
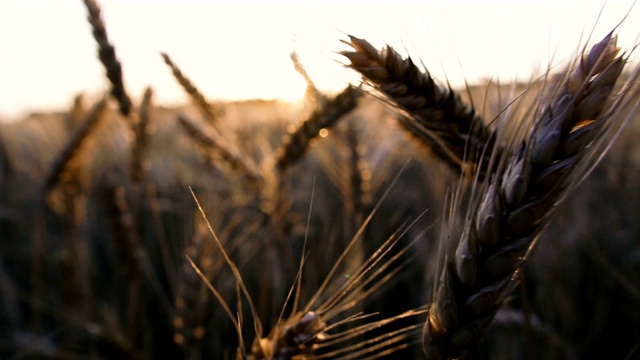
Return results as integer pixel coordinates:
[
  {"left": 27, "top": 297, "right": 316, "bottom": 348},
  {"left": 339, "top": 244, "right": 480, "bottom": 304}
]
[{"left": 423, "top": 31, "right": 640, "bottom": 359}]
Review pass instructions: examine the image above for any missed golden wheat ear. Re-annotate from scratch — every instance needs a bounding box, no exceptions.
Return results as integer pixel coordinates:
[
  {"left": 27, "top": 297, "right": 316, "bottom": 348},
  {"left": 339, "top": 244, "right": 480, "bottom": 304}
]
[
  {"left": 64, "top": 94, "right": 87, "bottom": 132},
  {"left": 252, "top": 214, "right": 432, "bottom": 359},
  {"left": 249, "top": 163, "right": 433, "bottom": 359},
  {"left": 291, "top": 51, "right": 324, "bottom": 106},
  {"left": 177, "top": 114, "right": 262, "bottom": 188},
  {"left": 423, "top": 30, "right": 640, "bottom": 359},
  {"left": 341, "top": 35, "right": 499, "bottom": 180},
  {"left": 275, "top": 85, "right": 362, "bottom": 174},
  {"left": 129, "top": 87, "right": 153, "bottom": 185},
  {"left": 161, "top": 52, "right": 222, "bottom": 125},
  {"left": 43, "top": 96, "right": 108, "bottom": 195}
]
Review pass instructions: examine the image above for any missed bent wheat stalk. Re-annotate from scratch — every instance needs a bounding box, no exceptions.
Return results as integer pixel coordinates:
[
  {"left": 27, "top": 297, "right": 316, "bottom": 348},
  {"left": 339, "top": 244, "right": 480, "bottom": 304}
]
[
  {"left": 341, "top": 36, "right": 498, "bottom": 179},
  {"left": 422, "top": 32, "right": 640, "bottom": 359}
]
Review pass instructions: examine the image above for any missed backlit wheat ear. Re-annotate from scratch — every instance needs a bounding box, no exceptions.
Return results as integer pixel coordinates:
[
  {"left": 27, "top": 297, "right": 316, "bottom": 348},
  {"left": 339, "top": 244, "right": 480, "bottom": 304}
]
[
  {"left": 83, "top": 0, "right": 132, "bottom": 117},
  {"left": 291, "top": 51, "right": 324, "bottom": 106},
  {"left": 275, "top": 86, "right": 362, "bottom": 174},
  {"left": 65, "top": 94, "right": 86, "bottom": 131},
  {"left": 423, "top": 31, "right": 640, "bottom": 359},
  {"left": 341, "top": 36, "right": 498, "bottom": 180},
  {"left": 44, "top": 96, "right": 108, "bottom": 194},
  {"left": 161, "top": 52, "right": 221, "bottom": 124},
  {"left": 177, "top": 114, "right": 261, "bottom": 187},
  {"left": 130, "top": 87, "right": 153, "bottom": 185},
  {"left": 250, "top": 230, "right": 430, "bottom": 360},
  {"left": 250, "top": 218, "right": 430, "bottom": 359},
  {"left": 250, "top": 165, "right": 429, "bottom": 359}
]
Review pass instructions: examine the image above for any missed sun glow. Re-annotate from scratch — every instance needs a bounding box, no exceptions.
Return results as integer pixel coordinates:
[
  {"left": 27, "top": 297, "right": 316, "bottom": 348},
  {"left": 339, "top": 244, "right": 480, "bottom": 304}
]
[{"left": 0, "top": 0, "right": 638, "bottom": 121}]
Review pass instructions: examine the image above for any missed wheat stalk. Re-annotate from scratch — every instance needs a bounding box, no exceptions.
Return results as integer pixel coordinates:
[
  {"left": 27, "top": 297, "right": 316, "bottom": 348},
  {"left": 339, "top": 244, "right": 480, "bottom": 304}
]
[
  {"left": 340, "top": 118, "right": 371, "bottom": 230},
  {"left": 83, "top": 0, "right": 132, "bottom": 117},
  {"left": 422, "top": 31, "right": 639, "bottom": 359},
  {"left": 341, "top": 36, "right": 498, "bottom": 180}
]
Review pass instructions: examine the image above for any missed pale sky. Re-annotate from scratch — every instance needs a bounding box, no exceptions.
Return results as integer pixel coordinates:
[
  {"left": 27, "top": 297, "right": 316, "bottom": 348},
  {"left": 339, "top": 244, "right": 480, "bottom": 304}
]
[{"left": 0, "top": 0, "right": 639, "bottom": 121}]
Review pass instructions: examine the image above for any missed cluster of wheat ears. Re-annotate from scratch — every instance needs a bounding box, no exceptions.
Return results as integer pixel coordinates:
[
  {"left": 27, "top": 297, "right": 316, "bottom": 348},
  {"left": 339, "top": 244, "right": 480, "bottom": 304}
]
[{"left": 1, "top": 1, "right": 640, "bottom": 359}]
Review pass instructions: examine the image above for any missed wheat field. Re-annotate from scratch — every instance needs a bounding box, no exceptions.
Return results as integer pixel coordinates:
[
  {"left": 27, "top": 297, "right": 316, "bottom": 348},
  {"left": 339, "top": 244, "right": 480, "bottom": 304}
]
[{"left": 1, "top": 1, "right": 640, "bottom": 359}]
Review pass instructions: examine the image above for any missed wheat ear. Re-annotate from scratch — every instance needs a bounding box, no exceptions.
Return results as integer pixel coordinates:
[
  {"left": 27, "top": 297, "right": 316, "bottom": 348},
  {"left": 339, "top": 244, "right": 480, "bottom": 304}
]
[
  {"left": 250, "top": 227, "right": 429, "bottom": 360},
  {"left": 341, "top": 36, "right": 498, "bottom": 179},
  {"left": 65, "top": 94, "right": 87, "bottom": 131},
  {"left": 161, "top": 52, "right": 221, "bottom": 124},
  {"left": 177, "top": 114, "right": 261, "bottom": 187},
  {"left": 250, "top": 166, "right": 428, "bottom": 359},
  {"left": 423, "top": 32, "right": 636, "bottom": 359},
  {"left": 44, "top": 96, "right": 108, "bottom": 193},
  {"left": 130, "top": 87, "right": 153, "bottom": 185},
  {"left": 83, "top": 0, "right": 132, "bottom": 117},
  {"left": 291, "top": 51, "right": 324, "bottom": 106},
  {"left": 275, "top": 86, "right": 362, "bottom": 173}
]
